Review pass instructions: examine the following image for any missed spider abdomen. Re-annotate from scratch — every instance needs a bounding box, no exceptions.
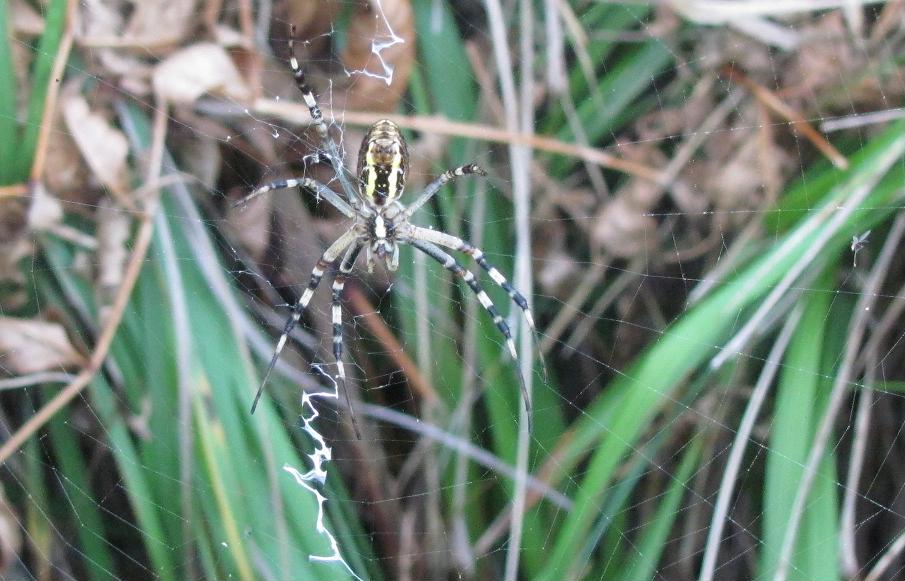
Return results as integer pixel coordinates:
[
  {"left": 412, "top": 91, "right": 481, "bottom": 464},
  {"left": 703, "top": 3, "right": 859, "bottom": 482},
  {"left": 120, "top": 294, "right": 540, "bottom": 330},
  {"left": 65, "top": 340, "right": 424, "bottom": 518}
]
[{"left": 357, "top": 119, "right": 408, "bottom": 206}]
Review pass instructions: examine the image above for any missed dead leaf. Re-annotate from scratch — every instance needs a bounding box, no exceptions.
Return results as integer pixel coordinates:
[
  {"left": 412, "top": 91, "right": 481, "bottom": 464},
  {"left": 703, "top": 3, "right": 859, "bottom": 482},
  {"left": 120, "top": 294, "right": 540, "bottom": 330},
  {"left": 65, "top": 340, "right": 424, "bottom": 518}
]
[
  {"left": 61, "top": 92, "right": 129, "bottom": 197},
  {"left": 153, "top": 43, "right": 250, "bottom": 104},
  {"left": 0, "top": 318, "right": 83, "bottom": 375}
]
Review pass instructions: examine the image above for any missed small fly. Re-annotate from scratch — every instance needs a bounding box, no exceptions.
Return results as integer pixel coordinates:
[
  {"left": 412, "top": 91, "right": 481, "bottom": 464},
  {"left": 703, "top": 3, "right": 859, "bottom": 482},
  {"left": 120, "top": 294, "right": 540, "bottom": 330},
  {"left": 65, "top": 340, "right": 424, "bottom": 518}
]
[{"left": 851, "top": 230, "right": 871, "bottom": 267}]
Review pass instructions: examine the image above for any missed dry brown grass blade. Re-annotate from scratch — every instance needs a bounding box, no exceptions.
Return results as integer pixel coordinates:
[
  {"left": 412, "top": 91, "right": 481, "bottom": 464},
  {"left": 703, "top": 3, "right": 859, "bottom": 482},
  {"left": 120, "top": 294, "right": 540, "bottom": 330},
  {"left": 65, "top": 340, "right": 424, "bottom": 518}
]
[
  {"left": 0, "top": 184, "right": 29, "bottom": 199},
  {"left": 722, "top": 65, "right": 849, "bottom": 170},
  {"left": 29, "top": 0, "right": 76, "bottom": 183},
  {"left": 345, "top": 284, "right": 439, "bottom": 405},
  {"left": 252, "top": 98, "right": 665, "bottom": 182}
]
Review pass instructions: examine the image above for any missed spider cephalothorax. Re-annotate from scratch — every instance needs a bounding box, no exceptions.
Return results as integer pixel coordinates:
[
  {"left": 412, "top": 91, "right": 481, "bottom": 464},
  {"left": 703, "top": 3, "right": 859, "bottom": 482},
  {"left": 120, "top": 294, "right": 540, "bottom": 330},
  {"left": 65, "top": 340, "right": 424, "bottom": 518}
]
[{"left": 235, "top": 27, "right": 539, "bottom": 437}]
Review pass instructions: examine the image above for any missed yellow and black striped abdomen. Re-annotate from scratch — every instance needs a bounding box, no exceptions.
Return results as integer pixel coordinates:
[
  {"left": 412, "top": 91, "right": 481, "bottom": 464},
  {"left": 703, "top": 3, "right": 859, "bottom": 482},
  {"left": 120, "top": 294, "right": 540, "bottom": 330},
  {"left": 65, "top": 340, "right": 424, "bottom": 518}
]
[{"left": 357, "top": 119, "right": 408, "bottom": 206}]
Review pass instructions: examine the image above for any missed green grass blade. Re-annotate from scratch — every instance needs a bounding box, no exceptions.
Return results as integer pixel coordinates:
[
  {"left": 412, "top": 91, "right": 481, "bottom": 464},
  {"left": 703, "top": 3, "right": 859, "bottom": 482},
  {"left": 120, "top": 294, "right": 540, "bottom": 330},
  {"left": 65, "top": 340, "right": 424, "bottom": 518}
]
[
  {"left": 615, "top": 438, "right": 702, "bottom": 581},
  {"left": 0, "top": 2, "right": 17, "bottom": 184},
  {"left": 535, "top": 121, "right": 905, "bottom": 581},
  {"left": 47, "top": 408, "right": 118, "bottom": 580},
  {"left": 759, "top": 268, "right": 843, "bottom": 580}
]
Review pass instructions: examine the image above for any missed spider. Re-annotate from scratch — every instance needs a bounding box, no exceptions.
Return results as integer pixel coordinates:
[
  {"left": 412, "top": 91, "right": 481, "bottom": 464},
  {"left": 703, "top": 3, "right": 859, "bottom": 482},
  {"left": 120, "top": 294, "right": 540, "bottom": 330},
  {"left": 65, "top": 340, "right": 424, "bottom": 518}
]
[{"left": 236, "top": 27, "right": 539, "bottom": 437}]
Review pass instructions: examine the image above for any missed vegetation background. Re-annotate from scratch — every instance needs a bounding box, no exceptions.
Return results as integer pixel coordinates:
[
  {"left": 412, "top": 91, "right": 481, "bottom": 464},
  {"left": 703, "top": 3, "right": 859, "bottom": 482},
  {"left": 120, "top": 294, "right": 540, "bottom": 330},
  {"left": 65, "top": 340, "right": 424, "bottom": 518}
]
[{"left": 2, "top": 0, "right": 905, "bottom": 580}]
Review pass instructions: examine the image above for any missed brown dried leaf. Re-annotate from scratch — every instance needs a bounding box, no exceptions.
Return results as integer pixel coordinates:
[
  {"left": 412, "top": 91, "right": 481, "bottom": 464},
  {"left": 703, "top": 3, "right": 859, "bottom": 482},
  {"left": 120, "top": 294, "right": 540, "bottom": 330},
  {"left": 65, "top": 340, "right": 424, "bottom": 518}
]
[
  {"left": 153, "top": 43, "right": 251, "bottom": 104},
  {"left": 342, "top": 0, "right": 416, "bottom": 113},
  {"left": 0, "top": 318, "right": 82, "bottom": 375},
  {"left": 61, "top": 93, "right": 129, "bottom": 196}
]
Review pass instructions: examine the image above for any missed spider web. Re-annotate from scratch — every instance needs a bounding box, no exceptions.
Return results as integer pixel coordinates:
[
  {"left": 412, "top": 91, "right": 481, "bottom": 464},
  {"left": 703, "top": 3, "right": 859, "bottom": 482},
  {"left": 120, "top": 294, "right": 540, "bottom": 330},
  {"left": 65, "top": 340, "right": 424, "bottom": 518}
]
[{"left": 3, "top": 1, "right": 905, "bottom": 581}]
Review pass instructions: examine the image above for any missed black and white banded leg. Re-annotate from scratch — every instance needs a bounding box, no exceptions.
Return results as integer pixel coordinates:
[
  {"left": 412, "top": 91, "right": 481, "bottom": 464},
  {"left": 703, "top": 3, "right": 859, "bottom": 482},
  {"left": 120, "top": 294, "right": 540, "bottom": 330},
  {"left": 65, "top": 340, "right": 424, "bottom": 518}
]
[
  {"left": 232, "top": 177, "right": 355, "bottom": 217},
  {"left": 404, "top": 226, "right": 547, "bottom": 379},
  {"left": 401, "top": 164, "right": 487, "bottom": 220},
  {"left": 250, "top": 228, "right": 359, "bottom": 414},
  {"left": 288, "top": 25, "right": 362, "bottom": 211},
  {"left": 408, "top": 240, "right": 533, "bottom": 432},
  {"left": 331, "top": 242, "right": 364, "bottom": 439}
]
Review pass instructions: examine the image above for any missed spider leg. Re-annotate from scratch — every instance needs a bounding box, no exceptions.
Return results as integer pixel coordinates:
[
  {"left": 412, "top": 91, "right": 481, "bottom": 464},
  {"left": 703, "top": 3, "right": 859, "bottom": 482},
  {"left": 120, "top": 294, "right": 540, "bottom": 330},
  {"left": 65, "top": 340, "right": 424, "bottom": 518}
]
[
  {"left": 332, "top": 242, "right": 365, "bottom": 439},
  {"left": 288, "top": 25, "right": 364, "bottom": 212},
  {"left": 404, "top": 226, "right": 548, "bottom": 381},
  {"left": 232, "top": 177, "right": 355, "bottom": 218},
  {"left": 407, "top": 239, "right": 533, "bottom": 433},
  {"left": 250, "top": 228, "right": 359, "bottom": 414},
  {"left": 402, "top": 164, "right": 487, "bottom": 220}
]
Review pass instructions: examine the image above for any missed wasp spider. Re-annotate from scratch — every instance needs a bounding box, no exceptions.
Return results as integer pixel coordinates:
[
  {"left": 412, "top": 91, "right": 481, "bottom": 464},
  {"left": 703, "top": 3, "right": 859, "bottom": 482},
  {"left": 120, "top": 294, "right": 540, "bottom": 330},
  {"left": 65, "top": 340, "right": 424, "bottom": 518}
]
[{"left": 236, "top": 27, "right": 539, "bottom": 437}]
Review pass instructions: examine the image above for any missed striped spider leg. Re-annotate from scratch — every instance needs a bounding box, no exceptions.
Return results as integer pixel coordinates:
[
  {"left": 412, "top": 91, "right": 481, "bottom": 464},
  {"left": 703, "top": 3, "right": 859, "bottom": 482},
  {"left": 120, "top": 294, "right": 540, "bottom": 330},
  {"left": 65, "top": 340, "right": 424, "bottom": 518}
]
[
  {"left": 403, "top": 225, "right": 547, "bottom": 377},
  {"left": 249, "top": 229, "right": 358, "bottom": 415},
  {"left": 232, "top": 177, "right": 355, "bottom": 216},
  {"left": 331, "top": 242, "right": 365, "bottom": 439},
  {"left": 287, "top": 25, "right": 365, "bottom": 213},
  {"left": 404, "top": 238, "right": 535, "bottom": 433}
]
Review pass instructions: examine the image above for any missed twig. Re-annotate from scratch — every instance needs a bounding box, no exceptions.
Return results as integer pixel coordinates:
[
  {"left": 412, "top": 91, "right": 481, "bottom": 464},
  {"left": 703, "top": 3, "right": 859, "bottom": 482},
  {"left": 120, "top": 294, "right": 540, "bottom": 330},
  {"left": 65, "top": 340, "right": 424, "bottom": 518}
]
[
  {"left": 0, "top": 184, "right": 29, "bottom": 199},
  {"left": 242, "top": 99, "right": 665, "bottom": 183},
  {"left": 721, "top": 66, "right": 848, "bottom": 170},
  {"left": 29, "top": 0, "right": 76, "bottom": 182}
]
